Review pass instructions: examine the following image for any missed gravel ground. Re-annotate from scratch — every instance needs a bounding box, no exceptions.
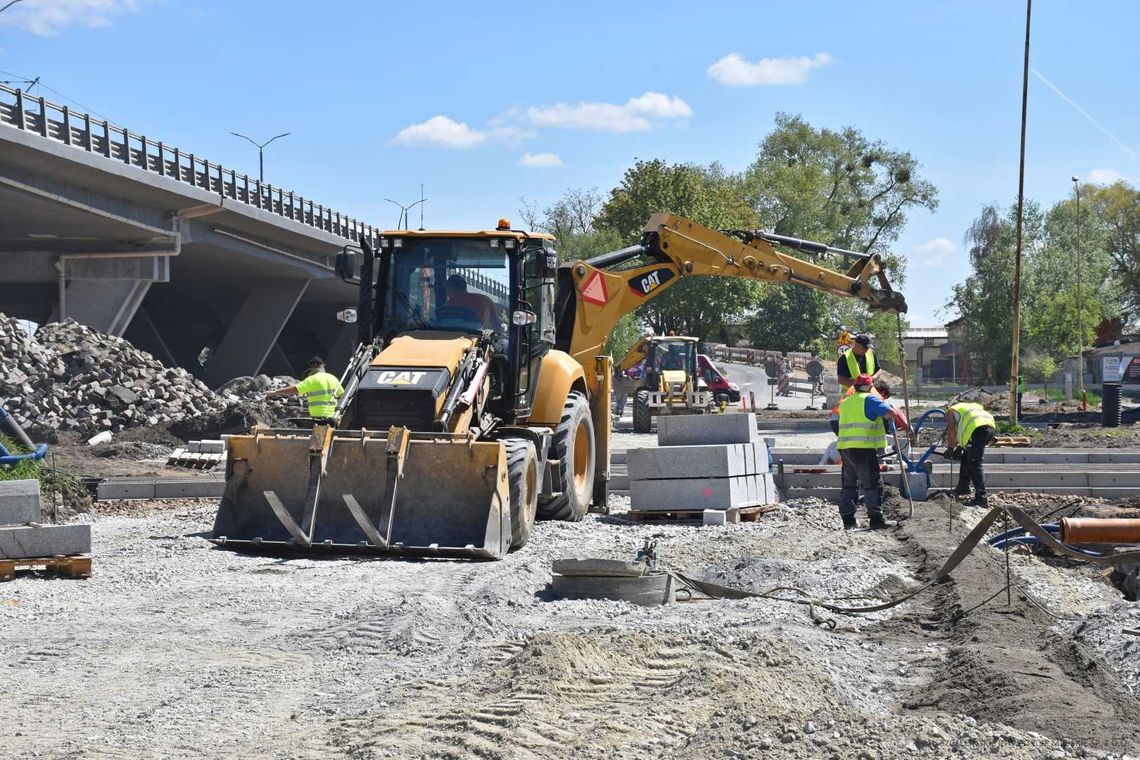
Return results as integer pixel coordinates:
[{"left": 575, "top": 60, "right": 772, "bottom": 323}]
[{"left": 2, "top": 483, "right": 1138, "bottom": 757}]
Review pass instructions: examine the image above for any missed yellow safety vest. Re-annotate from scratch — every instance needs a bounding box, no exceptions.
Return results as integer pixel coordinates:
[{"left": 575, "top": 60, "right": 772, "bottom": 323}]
[
  {"left": 950, "top": 402, "right": 995, "bottom": 445},
  {"left": 838, "top": 392, "right": 887, "bottom": 450},
  {"left": 295, "top": 371, "right": 344, "bottom": 419},
  {"left": 844, "top": 348, "right": 876, "bottom": 380}
]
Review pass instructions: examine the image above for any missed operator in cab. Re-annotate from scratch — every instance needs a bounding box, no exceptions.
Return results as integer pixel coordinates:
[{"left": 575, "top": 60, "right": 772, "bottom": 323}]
[
  {"left": 266, "top": 356, "right": 344, "bottom": 420},
  {"left": 441, "top": 274, "right": 501, "bottom": 331},
  {"left": 838, "top": 333, "right": 881, "bottom": 389}
]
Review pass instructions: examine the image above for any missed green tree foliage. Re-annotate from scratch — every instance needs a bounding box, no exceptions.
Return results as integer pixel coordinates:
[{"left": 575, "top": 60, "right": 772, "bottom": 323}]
[
  {"left": 745, "top": 285, "right": 828, "bottom": 354},
  {"left": 741, "top": 113, "right": 935, "bottom": 358},
  {"left": 949, "top": 204, "right": 1038, "bottom": 382},
  {"left": 594, "top": 159, "right": 762, "bottom": 339},
  {"left": 1086, "top": 181, "right": 1140, "bottom": 319},
  {"left": 1022, "top": 354, "right": 1057, "bottom": 393},
  {"left": 949, "top": 179, "right": 1137, "bottom": 378}
]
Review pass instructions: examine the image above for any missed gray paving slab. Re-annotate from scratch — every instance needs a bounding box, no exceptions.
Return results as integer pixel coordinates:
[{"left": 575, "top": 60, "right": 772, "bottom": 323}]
[
  {"left": 0, "top": 479, "right": 40, "bottom": 524},
  {"left": 153, "top": 480, "right": 226, "bottom": 499},
  {"left": 0, "top": 524, "right": 90, "bottom": 559},
  {"left": 628, "top": 442, "right": 769, "bottom": 481},
  {"left": 657, "top": 413, "right": 760, "bottom": 446},
  {"left": 631, "top": 474, "right": 765, "bottom": 511}
]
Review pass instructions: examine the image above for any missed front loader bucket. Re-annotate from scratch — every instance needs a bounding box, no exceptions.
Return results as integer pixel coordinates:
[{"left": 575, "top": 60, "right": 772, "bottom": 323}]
[{"left": 211, "top": 429, "right": 511, "bottom": 559}]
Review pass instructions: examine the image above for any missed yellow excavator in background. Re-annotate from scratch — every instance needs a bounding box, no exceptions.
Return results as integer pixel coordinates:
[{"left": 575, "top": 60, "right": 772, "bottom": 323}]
[
  {"left": 617, "top": 335, "right": 709, "bottom": 433},
  {"left": 211, "top": 213, "right": 906, "bottom": 559}
]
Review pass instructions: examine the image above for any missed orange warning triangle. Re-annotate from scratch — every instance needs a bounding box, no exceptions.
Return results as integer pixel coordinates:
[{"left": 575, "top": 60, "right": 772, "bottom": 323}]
[{"left": 580, "top": 271, "right": 608, "bottom": 306}]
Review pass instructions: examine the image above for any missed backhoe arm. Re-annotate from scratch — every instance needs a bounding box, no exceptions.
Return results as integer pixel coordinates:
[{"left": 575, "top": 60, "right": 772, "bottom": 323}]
[
  {"left": 615, "top": 336, "right": 650, "bottom": 373},
  {"left": 555, "top": 212, "right": 907, "bottom": 393}
]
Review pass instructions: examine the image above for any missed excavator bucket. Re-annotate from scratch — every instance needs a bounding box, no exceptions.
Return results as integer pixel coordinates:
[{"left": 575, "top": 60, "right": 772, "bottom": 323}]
[{"left": 210, "top": 427, "right": 511, "bottom": 559}]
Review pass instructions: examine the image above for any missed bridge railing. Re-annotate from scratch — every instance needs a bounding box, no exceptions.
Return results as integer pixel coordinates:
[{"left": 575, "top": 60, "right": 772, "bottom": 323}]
[{"left": 0, "top": 84, "right": 378, "bottom": 246}]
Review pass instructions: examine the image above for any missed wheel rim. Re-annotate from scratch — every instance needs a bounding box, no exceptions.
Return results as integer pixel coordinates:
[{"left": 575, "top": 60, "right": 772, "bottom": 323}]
[{"left": 573, "top": 418, "right": 590, "bottom": 493}]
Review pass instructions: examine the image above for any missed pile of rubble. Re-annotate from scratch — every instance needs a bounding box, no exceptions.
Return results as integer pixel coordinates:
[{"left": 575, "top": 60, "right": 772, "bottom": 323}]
[{"left": 0, "top": 314, "right": 301, "bottom": 438}]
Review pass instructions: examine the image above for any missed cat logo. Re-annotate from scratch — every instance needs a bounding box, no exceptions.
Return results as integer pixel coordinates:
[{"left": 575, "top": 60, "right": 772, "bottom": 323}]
[
  {"left": 375, "top": 370, "right": 426, "bottom": 386},
  {"left": 628, "top": 267, "right": 675, "bottom": 297}
]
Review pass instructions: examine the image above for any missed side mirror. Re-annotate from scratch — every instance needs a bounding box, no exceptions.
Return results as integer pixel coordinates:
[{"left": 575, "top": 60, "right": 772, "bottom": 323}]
[
  {"left": 336, "top": 307, "right": 358, "bottom": 324},
  {"left": 511, "top": 310, "right": 537, "bottom": 326},
  {"left": 334, "top": 249, "right": 356, "bottom": 281}
]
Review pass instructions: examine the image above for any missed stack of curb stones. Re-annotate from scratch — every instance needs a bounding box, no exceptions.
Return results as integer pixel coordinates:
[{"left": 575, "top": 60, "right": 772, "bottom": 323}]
[
  {"left": 628, "top": 413, "right": 779, "bottom": 516},
  {"left": 0, "top": 479, "right": 90, "bottom": 562}
]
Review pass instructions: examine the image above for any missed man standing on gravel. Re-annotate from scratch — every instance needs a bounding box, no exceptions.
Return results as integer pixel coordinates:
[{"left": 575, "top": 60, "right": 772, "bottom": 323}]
[
  {"left": 946, "top": 401, "right": 996, "bottom": 508},
  {"left": 837, "top": 373, "right": 906, "bottom": 529},
  {"left": 265, "top": 356, "right": 344, "bottom": 420}
]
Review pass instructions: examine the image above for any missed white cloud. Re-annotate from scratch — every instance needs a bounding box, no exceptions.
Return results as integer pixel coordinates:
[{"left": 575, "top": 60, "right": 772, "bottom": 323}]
[
  {"left": 915, "top": 237, "right": 957, "bottom": 267},
  {"left": 707, "top": 52, "right": 833, "bottom": 87},
  {"left": 0, "top": 0, "right": 142, "bottom": 36},
  {"left": 524, "top": 92, "right": 692, "bottom": 133},
  {"left": 391, "top": 116, "right": 532, "bottom": 149},
  {"left": 518, "top": 152, "right": 563, "bottom": 168},
  {"left": 1087, "top": 168, "right": 1123, "bottom": 185}
]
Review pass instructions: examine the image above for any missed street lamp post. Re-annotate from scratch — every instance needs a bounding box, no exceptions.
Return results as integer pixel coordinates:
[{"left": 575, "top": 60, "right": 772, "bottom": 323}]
[
  {"left": 1072, "top": 175, "right": 1086, "bottom": 409},
  {"left": 230, "top": 131, "right": 290, "bottom": 183}
]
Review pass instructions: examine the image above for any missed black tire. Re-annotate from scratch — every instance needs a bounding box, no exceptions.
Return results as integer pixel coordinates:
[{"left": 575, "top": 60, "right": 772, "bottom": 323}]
[
  {"left": 714, "top": 392, "right": 730, "bottom": 407},
  {"left": 537, "top": 392, "right": 595, "bottom": 522},
  {"left": 632, "top": 389, "right": 652, "bottom": 434},
  {"left": 502, "top": 438, "right": 538, "bottom": 549}
]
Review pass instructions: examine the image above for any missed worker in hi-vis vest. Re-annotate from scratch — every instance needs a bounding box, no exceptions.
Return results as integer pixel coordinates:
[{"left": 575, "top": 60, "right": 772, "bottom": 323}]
[
  {"left": 837, "top": 333, "right": 881, "bottom": 389},
  {"left": 836, "top": 373, "right": 906, "bottom": 530},
  {"left": 945, "top": 401, "right": 997, "bottom": 508},
  {"left": 265, "top": 356, "right": 344, "bottom": 419}
]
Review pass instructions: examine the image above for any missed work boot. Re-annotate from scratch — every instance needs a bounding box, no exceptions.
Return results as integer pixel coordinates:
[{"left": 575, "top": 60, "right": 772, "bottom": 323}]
[
  {"left": 868, "top": 512, "right": 890, "bottom": 530},
  {"left": 953, "top": 487, "right": 970, "bottom": 498},
  {"left": 967, "top": 495, "right": 989, "bottom": 509},
  {"left": 841, "top": 514, "right": 858, "bottom": 530}
]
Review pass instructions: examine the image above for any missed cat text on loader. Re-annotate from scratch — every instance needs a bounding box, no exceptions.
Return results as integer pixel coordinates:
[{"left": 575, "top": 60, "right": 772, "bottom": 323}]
[
  {"left": 617, "top": 335, "right": 710, "bottom": 433},
  {"left": 210, "top": 213, "right": 906, "bottom": 559}
]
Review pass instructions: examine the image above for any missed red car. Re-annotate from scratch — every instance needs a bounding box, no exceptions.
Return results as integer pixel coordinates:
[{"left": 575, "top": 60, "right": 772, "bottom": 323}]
[{"left": 698, "top": 354, "right": 740, "bottom": 403}]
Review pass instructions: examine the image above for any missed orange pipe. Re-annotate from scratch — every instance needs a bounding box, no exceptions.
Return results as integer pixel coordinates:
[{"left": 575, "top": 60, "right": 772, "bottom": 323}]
[{"left": 1061, "top": 517, "right": 1140, "bottom": 545}]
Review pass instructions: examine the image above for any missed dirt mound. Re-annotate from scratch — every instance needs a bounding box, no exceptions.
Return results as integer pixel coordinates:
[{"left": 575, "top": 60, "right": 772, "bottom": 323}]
[{"left": 333, "top": 629, "right": 1093, "bottom": 759}]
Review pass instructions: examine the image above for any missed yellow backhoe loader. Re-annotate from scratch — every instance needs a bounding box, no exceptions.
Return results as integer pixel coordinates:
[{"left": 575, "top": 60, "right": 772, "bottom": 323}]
[
  {"left": 618, "top": 335, "right": 709, "bottom": 433},
  {"left": 210, "top": 213, "right": 906, "bottom": 558}
]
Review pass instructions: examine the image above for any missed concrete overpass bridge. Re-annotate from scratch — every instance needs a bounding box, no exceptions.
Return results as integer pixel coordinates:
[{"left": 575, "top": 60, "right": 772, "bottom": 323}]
[{"left": 0, "top": 83, "right": 378, "bottom": 387}]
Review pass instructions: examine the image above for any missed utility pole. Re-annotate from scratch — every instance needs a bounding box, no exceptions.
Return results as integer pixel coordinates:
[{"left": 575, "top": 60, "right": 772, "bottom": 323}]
[
  {"left": 1009, "top": 0, "right": 1032, "bottom": 425},
  {"left": 1072, "top": 175, "right": 1086, "bottom": 408},
  {"left": 229, "top": 131, "right": 290, "bottom": 183}
]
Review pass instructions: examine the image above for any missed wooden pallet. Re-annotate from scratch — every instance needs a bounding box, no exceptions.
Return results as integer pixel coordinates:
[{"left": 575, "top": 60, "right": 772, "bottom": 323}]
[
  {"left": 625, "top": 505, "right": 778, "bottom": 523},
  {"left": 0, "top": 554, "right": 92, "bottom": 581},
  {"left": 992, "top": 436, "right": 1032, "bottom": 447}
]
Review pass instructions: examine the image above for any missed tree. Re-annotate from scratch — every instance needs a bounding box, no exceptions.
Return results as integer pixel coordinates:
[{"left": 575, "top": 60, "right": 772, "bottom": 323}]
[
  {"left": 742, "top": 114, "right": 935, "bottom": 355},
  {"left": 745, "top": 285, "right": 828, "bottom": 353},
  {"left": 594, "top": 159, "right": 763, "bottom": 339},
  {"left": 1023, "top": 353, "right": 1057, "bottom": 395},
  {"left": 947, "top": 203, "right": 1044, "bottom": 383},
  {"left": 1086, "top": 180, "right": 1140, "bottom": 321}
]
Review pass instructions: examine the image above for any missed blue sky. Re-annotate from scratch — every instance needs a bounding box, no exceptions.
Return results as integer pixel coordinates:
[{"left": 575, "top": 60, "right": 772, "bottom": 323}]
[{"left": 2, "top": 0, "right": 1137, "bottom": 326}]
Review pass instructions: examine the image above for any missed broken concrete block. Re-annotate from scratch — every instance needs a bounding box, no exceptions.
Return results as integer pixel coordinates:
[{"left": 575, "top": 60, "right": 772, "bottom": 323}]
[
  {"left": 0, "top": 479, "right": 40, "bottom": 524},
  {"left": 657, "top": 413, "right": 759, "bottom": 447},
  {"left": 0, "top": 524, "right": 91, "bottom": 559},
  {"left": 631, "top": 475, "right": 765, "bottom": 512},
  {"left": 87, "top": 431, "right": 112, "bottom": 446},
  {"left": 628, "top": 442, "right": 769, "bottom": 481},
  {"left": 703, "top": 509, "right": 727, "bottom": 526}
]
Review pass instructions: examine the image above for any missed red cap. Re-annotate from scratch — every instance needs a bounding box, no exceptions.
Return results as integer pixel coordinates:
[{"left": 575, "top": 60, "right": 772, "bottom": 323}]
[{"left": 853, "top": 373, "right": 873, "bottom": 388}]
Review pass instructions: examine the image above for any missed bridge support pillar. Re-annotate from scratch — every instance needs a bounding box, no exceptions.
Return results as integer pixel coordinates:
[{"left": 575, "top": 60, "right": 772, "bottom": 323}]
[
  {"left": 52, "top": 255, "right": 170, "bottom": 337},
  {"left": 201, "top": 279, "right": 308, "bottom": 389}
]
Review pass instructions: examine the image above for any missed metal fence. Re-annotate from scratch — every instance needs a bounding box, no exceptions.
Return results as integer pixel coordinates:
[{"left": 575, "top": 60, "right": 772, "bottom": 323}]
[{"left": 0, "top": 84, "right": 378, "bottom": 246}]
